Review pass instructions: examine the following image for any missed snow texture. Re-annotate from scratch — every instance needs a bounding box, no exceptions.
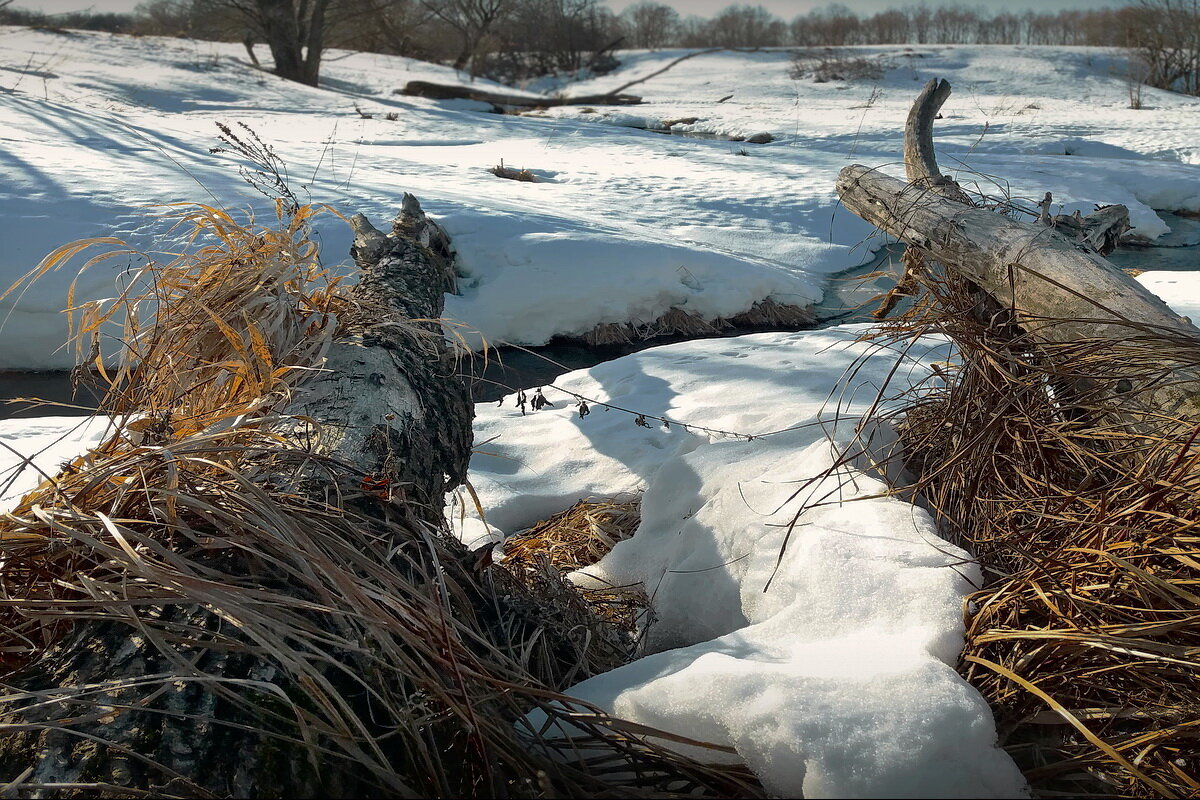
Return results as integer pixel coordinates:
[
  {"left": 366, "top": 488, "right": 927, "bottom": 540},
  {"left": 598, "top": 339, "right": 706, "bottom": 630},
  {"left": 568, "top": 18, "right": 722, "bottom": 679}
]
[
  {"left": 4, "top": 32, "right": 1200, "bottom": 365},
  {"left": 445, "top": 325, "right": 1018, "bottom": 796}
]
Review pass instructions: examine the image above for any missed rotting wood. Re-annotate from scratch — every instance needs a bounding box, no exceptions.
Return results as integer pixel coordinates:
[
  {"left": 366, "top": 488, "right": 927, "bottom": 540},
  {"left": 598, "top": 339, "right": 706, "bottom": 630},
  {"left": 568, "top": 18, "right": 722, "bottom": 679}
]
[
  {"left": 837, "top": 79, "right": 1200, "bottom": 422},
  {"left": 399, "top": 79, "right": 642, "bottom": 108}
]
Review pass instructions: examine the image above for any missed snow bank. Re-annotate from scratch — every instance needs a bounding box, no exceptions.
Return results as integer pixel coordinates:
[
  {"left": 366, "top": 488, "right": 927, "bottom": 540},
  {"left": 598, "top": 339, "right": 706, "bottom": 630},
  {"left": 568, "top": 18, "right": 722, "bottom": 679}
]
[
  {"left": 549, "top": 429, "right": 1026, "bottom": 798},
  {"left": 6, "top": 31, "right": 1200, "bottom": 368},
  {"left": 470, "top": 326, "right": 1025, "bottom": 797},
  {"left": 1138, "top": 270, "right": 1200, "bottom": 322},
  {"left": 450, "top": 326, "right": 948, "bottom": 545},
  {"left": 0, "top": 415, "right": 111, "bottom": 509}
]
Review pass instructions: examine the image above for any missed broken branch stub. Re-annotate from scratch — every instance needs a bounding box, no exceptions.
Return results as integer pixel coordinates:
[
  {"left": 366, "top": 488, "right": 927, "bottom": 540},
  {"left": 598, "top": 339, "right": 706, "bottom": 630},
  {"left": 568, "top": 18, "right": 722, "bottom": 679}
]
[{"left": 836, "top": 80, "right": 1200, "bottom": 423}]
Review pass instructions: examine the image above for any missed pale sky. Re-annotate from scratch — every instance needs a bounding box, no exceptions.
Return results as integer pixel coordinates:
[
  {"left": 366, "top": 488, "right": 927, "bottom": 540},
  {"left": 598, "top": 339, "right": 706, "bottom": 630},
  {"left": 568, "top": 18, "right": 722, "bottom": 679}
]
[{"left": 15, "top": 0, "right": 1122, "bottom": 18}]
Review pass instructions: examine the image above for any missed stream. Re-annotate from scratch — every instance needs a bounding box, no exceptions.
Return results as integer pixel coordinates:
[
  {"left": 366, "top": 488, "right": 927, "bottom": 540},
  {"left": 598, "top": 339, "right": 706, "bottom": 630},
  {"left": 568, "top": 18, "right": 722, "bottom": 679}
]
[{"left": 2, "top": 213, "right": 1197, "bottom": 420}]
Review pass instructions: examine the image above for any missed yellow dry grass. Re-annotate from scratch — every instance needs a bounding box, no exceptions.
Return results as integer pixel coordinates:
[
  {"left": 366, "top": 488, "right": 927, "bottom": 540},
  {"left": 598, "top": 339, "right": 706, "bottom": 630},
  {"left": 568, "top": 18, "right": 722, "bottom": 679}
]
[
  {"left": 859, "top": 261, "right": 1200, "bottom": 798},
  {"left": 501, "top": 496, "right": 650, "bottom": 636},
  {"left": 0, "top": 203, "right": 763, "bottom": 797}
]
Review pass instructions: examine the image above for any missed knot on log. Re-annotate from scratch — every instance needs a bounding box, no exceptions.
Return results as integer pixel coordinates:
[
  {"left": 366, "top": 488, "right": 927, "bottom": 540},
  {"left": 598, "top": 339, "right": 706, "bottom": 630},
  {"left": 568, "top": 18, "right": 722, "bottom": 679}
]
[
  {"left": 1036, "top": 193, "right": 1131, "bottom": 256},
  {"left": 351, "top": 199, "right": 461, "bottom": 321}
]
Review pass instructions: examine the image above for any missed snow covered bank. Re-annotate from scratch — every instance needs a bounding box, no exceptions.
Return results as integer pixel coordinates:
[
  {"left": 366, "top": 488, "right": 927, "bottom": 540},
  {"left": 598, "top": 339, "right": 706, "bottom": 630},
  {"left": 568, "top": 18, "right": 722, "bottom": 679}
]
[
  {"left": 552, "top": 427, "right": 1026, "bottom": 798},
  {"left": 1138, "top": 270, "right": 1200, "bottom": 321},
  {"left": 0, "top": 415, "right": 111, "bottom": 508},
  {"left": 446, "top": 325, "right": 1024, "bottom": 796},
  {"left": 5, "top": 31, "right": 1200, "bottom": 367}
]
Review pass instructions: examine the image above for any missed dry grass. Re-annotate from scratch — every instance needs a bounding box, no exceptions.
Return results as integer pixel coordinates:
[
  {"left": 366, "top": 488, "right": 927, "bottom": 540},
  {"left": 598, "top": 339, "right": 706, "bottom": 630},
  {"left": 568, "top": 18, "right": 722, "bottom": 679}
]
[
  {"left": 854, "top": 259, "right": 1200, "bottom": 798},
  {"left": 0, "top": 204, "right": 763, "bottom": 797},
  {"left": 501, "top": 496, "right": 650, "bottom": 637},
  {"left": 490, "top": 162, "right": 537, "bottom": 182},
  {"left": 578, "top": 299, "right": 815, "bottom": 347}
]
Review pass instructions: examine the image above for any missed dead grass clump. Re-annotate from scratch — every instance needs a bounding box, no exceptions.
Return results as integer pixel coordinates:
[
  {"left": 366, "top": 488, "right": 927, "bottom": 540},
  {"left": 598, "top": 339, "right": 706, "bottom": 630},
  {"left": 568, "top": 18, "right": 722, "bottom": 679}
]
[
  {"left": 864, "top": 260, "right": 1200, "bottom": 798},
  {"left": 577, "top": 298, "right": 815, "bottom": 347},
  {"left": 503, "top": 495, "right": 641, "bottom": 573},
  {"left": 790, "top": 48, "right": 889, "bottom": 83},
  {"left": 727, "top": 297, "right": 817, "bottom": 328},
  {"left": 501, "top": 495, "right": 650, "bottom": 641},
  {"left": 0, "top": 205, "right": 763, "bottom": 797},
  {"left": 490, "top": 161, "right": 537, "bottom": 182}
]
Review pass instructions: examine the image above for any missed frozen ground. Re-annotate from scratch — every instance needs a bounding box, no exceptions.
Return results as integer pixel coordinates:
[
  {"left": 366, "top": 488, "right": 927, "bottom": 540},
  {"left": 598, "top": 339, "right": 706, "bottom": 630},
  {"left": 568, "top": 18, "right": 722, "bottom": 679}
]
[{"left": 2, "top": 31, "right": 1200, "bottom": 366}]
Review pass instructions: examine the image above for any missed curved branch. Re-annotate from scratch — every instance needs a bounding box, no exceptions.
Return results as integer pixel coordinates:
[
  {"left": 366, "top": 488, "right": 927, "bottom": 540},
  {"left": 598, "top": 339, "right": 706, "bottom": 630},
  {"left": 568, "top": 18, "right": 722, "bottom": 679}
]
[{"left": 903, "top": 78, "right": 973, "bottom": 204}]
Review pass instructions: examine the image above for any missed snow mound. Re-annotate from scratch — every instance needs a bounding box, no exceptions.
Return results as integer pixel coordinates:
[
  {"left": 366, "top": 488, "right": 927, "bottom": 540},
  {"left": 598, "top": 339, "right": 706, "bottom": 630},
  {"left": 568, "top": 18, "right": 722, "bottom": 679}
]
[
  {"left": 475, "top": 326, "right": 1026, "bottom": 797},
  {"left": 1138, "top": 270, "right": 1200, "bottom": 322},
  {"left": 0, "top": 415, "right": 111, "bottom": 509},
  {"left": 548, "top": 429, "right": 1026, "bottom": 798},
  {"left": 450, "top": 326, "right": 948, "bottom": 545},
  {"left": 447, "top": 326, "right": 1023, "bottom": 795}
]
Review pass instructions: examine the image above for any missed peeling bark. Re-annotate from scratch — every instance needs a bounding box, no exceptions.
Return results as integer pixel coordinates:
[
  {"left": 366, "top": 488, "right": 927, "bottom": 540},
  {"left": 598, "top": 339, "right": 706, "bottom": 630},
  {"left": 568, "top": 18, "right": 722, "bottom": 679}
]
[{"left": 0, "top": 203, "right": 475, "bottom": 796}]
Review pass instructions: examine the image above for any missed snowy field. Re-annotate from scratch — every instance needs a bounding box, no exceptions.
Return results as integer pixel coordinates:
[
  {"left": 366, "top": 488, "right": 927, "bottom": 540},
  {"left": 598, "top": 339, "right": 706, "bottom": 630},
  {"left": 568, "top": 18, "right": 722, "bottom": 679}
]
[
  {"left": 4, "top": 27, "right": 1200, "bottom": 798},
  {"left": 3, "top": 29, "right": 1200, "bottom": 365}
]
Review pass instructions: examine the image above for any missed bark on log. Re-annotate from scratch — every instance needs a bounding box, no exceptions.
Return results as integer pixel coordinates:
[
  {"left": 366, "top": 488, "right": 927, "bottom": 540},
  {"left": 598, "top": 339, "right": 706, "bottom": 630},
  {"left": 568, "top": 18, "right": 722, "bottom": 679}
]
[
  {"left": 0, "top": 204, "right": 475, "bottom": 796},
  {"left": 837, "top": 80, "right": 1200, "bottom": 422},
  {"left": 398, "top": 79, "right": 642, "bottom": 108}
]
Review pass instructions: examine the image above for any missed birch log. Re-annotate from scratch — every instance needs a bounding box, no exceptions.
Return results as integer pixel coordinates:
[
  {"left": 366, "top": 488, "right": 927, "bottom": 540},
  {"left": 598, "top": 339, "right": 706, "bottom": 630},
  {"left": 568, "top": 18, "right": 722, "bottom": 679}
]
[
  {"left": 0, "top": 204, "right": 475, "bottom": 796},
  {"left": 837, "top": 79, "right": 1200, "bottom": 421}
]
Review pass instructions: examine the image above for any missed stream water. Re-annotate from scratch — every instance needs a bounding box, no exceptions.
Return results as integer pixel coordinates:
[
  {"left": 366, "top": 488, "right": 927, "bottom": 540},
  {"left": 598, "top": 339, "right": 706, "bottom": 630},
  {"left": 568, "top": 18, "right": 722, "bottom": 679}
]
[{"left": 2, "top": 214, "right": 1197, "bottom": 420}]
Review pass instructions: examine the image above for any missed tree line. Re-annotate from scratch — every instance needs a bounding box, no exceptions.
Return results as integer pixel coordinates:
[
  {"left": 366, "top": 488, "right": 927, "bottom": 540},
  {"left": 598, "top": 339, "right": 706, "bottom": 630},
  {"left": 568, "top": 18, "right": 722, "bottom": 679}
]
[{"left": 2, "top": 0, "right": 1198, "bottom": 95}]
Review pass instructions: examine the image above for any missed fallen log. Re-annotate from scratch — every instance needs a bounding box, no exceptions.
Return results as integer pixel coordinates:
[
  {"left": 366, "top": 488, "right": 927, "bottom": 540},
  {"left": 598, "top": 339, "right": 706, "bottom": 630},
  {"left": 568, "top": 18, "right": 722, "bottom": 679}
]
[
  {"left": 0, "top": 203, "right": 474, "bottom": 795},
  {"left": 399, "top": 79, "right": 642, "bottom": 108},
  {"left": 837, "top": 79, "right": 1200, "bottom": 423},
  {"left": 0, "top": 202, "right": 701, "bottom": 797}
]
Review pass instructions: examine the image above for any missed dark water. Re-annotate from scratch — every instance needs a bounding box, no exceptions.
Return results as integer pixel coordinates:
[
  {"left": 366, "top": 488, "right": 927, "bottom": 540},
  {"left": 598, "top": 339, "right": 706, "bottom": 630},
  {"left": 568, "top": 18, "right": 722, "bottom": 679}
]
[{"left": 2, "top": 221, "right": 1194, "bottom": 420}]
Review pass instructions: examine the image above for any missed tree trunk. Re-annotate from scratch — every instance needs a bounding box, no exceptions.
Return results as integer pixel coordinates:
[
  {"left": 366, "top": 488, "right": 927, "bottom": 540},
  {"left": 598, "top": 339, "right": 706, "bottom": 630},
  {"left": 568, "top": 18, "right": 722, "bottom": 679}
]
[
  {"left": 300, "top": 0, "right": 330, "bottom": 87},
  {"left": 399, "top": 80, "right": 643, "bottom": 107},
  {"left": 256, "top": 0, "right": 309, "bottom": 85},
  {"left": 836, "top": 79, "right": 1200, "bottom": 425},
  {"left": 0, "top": 203, "right": 474, "bottom": 796}
]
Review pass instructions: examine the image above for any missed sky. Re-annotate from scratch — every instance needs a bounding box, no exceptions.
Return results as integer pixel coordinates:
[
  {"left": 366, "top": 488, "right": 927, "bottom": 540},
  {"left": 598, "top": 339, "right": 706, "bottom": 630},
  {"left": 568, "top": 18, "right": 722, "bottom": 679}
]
[{"left": 14, "top": 0, "right": 1122, "bottom": 18}]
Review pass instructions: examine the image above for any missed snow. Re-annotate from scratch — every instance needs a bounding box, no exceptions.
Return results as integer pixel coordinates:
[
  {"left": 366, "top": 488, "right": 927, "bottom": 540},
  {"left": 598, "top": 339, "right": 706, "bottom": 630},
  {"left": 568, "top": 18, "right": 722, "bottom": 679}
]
[
  {"left": 461, "top": 325, "right": 1025, "bottom": 797},
  {"left": 4, "top": 32, "right": 1200, "bottom": 365},
  {"left": 1138, "top": 270, "right": 1200, "bottom": 322},
  {"left": 0, "top": 415, "right": 110, "bottom": 508}
]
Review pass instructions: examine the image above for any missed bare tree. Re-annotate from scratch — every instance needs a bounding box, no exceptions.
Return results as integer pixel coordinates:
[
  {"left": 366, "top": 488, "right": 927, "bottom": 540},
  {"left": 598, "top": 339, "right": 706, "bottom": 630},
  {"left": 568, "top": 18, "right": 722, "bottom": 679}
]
[
  {"left": 1122, "top": 0, "right": 1200, "bottom": 96},
  {"left": 791, "top": 3, "right": 860, "bottom": 47},
  {"left": 702, "top": 4, "right": 783, "bottom": 48},
  {"left": 862, "top": 9, "right": 910, "bottom": 44},
  {"left": 198, "top": 0, "right": 336, "bottom": 85},
  {"left": 906, "top": 2, "right": 932, "bottom": 43},
  {"left": 621, "top": 0, "right": 679, "bottom": 50},
  {"left": 421, "top": 0, "right": 512, "bottom": 72}
]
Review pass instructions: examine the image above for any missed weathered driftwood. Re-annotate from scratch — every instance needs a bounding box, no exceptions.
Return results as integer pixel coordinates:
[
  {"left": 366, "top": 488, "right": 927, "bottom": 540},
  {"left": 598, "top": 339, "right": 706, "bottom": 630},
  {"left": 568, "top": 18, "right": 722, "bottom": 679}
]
[
  {"left": 0, "top": 204, "right": 475, "bottom": 795},
  {"left": 399, "top": 79, "right": 642, "bottom": 108},
  {"left": 837, "top": 79, "right": 1200, "bottom": 420}
]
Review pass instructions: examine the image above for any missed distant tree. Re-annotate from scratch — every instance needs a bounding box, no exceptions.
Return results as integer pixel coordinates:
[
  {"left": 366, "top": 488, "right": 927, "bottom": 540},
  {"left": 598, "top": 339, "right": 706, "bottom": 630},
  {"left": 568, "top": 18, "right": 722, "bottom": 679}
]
[
  {"left": 930, "top": 4, "right": 977, "bottom": 43},
  {"left": 862, "top": 9, "right": 910, "bottom": 44},
  {"left": 621, "top": 0, "right": 679, "bottom": 50},
  {"left": 191, "top": 0, "right": 337, "bottom": 85},
  {"left": 421, "top": 0, "right": 513, "bottom": 72},
  {"left": 1120, "top": 0, "right": 1200, "bottom": 95},
  {"left": 703, "top": 4, "right": 783, "bottom": 47},
  {"left": 343, "top": 0, "right": 436, "bottom": 57},
  {"left": 134, "top": 0, "right": 241, "bottom": 38},
  {"left": 906, "top": 2, "right": 932, "bottom": 44},
  {"left": 791, "top": 3, "right": 860, "bottom": 46},
  {"left": 977, "top": 10, "right": 1020, "bottom": 45}
]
